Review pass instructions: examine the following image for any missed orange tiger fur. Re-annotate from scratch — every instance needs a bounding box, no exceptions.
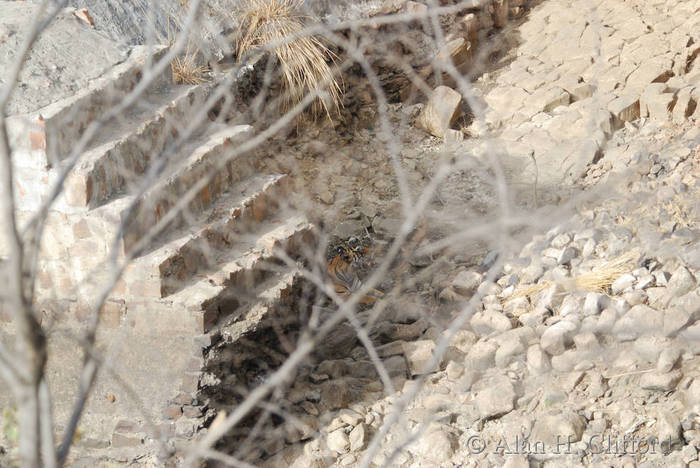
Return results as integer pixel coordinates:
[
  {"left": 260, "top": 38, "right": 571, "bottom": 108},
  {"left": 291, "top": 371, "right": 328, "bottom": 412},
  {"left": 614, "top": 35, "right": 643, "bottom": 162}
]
[{"left": 327, "top": 243, "right": 383, "bottom": 304}]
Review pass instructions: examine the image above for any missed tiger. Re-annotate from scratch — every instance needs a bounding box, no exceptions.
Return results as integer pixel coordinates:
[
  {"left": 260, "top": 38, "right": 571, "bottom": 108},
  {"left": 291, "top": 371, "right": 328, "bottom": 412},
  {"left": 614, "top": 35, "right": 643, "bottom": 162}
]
[{"left": 327, "top": 239, "right": 384, "bottom": 305}]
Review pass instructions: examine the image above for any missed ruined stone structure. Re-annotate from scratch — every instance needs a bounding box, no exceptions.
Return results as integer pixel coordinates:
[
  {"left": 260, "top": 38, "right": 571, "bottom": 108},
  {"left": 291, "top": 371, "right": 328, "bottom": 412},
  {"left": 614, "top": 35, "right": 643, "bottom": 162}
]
[{"left": 1, "top": 43, "right": 314, "bottom": 453}]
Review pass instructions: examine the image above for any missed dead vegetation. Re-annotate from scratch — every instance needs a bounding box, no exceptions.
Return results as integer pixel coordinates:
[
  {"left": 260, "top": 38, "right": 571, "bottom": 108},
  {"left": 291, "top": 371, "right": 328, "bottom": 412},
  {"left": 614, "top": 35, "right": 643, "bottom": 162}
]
[
  {"left": 567, "top": 250, "right": 639, "bottom": 293},
  {"left": 508, "top": 250, "right": 639, "bottom": 306},
  {"left": 171, "top": 45, "right": 210, "bottom": 85},
  {"left": 234, "top": 0, "right": 342, "bottom": 119}
]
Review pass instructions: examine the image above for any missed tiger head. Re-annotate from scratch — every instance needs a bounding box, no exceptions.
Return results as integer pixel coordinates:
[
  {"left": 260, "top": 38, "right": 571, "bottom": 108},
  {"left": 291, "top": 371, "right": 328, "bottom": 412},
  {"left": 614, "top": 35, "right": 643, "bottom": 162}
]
[{"left": 336, "top": 237, "right": 372, "bottom": 267}]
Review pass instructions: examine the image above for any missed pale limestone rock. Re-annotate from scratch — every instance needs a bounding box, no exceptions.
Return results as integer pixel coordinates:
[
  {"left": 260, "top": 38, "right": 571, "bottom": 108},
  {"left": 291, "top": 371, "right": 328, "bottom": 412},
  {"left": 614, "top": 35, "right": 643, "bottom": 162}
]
[
  {"left": 622, "top": 33, "right": 671, "bottom": 65},
  {"left": 668, "top": 266, "right": 697, "bottom": 297},
  {"left": 536, "top": 283, "right": 565, "bottom": 311},
  {"left": 439, "top": 287, "right": 462, "bottom": 303},
  {"left": 640, "top": 370, "right": 682, "bottom": 391},
  {"left": 451, "top": 330, "right": 477, "bottom": 354},
  {"left": 684, "top": 378, "right": 700, "bottom": 406},
  {"left": 541, "top": 320, "right": 577, "bottom": 356},
  {"left": 326, "top": 428, "right": 350, "bottom": 454},
  {"left": 611, "top": 273, "right": 636, "bottom": 294},
  {"left": 349, "top": 423, "right": 366, "bottom": 452},
  {"left": 416, "top": 86, "right": 463, "bottom": 138},
  {"left": 402, "top": 340, "right": 437, "bottom": 376},
  {"left": 551, "top": 349, "right": 579, "bottom": 372},
  {"left": 339, "top": 409, "right": 362, "bottom": 426},
  {"left": 673, "top": 86, "right": 696, "bottom": 123},
  {"left": 444, "top": 129, "right": 464, "bottom": 142},
  {"left": 640, "top": 83, "right": 669, "bottom": 117},
  {"left": 527, "top": 344, "right": 551, "bottom": 374},
  {"left": 625, "top": 56, "right": 674, "bottom": 94},
  {"left": 504, "top": 455, "right": 530, "bottom": 468},
  {"left": 557, "top": 246, "right": 578, "bottom": 265},
  {"left": 615, "top": 17, "right": 650, "bottom": 42},
  {"left": 531, "top": 411, "right": 586, "bottom": 446},
  {"left": 436, "top": 37, "right": 472, "bottom": 74},
  {"left": 526, "top": 86, "right": 571, "bottom": 115},
  {"left": 404, "top": 1, "right": 427, "bottom": 14},
  {"left": 446, "top": 360, "right": 464, "bottom": 381},
  {"left": 410, "top": 428, "right": 455, "bottom": 462},
  {"left": 657, "top": 411, "right": 682, "bottom": 452},
  {"left": 573, "top": 332, "right": 600, "bottom": 352},
  {"left": 663, "top": 304, "right": 692, "bottom": 337},
  {"left": 466, "top": 340, "right": 497, "bottom": 370},
  {"left": 612, "top": 304, "right": 664, "bottom": 341},
  {"left": 657, "top": 347, "right": 681, "bottom": 373},
  {"left": 470, "top": 310, "right": 513, "bottom": 336},
  {"left": 551, "top": 233, "right": 572, "bottom": 249},
  {"left": 476, "top": 375, "right": 515, "bottom": 418},
  {"left": 646, "top": 92, "right": 676, "bottom": 121},
  {"left": 583, "top": 292, "right": 608, "bottom": 316},
  {"left": 608, "top": 95, "right": 640, "bottom": 127},
  {"left": 485, "top": 85, "right": 529, "bottom": 118},
  {"left": 495, "top": 339, "right": 524, "bottom": 368}
]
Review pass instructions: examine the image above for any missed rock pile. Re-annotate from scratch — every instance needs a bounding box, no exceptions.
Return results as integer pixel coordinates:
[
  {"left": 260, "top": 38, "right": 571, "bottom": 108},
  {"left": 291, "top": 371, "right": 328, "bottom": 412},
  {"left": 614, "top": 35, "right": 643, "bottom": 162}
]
[
  {"left": 268, "top": 118, "right": 698, "bottom": 467},
  {"left": 259, "top": 0, "right": 700, "bottom": 464}
]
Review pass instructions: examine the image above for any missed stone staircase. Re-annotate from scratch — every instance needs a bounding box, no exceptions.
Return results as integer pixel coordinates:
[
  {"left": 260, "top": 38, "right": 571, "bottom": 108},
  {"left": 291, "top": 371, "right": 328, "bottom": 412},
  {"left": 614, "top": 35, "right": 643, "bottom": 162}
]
[{"left": 2, "top": 44, "right": 315, "bottom": 454}]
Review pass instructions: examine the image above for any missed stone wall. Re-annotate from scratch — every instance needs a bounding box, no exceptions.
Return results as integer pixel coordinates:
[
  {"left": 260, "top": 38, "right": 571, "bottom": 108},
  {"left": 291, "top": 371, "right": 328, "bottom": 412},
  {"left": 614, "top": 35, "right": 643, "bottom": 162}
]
[{"left": 0, "top": 23, "right": 313, "bottom": 461}]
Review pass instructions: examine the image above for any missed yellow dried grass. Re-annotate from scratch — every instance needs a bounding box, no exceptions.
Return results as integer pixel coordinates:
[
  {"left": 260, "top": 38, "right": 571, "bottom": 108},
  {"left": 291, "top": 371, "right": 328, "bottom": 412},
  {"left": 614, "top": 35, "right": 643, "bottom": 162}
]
[
  {"left": 506, "top": 250, "right": 640, "bottom": 304},
  {"left": 235, "top": 0, "right": 342, "bottom": 119},
  {"left": 509, "top": 282, "right": 551, "bottom": 301},
  {"left": 171, "top": 45, "right": 211, "bottom": 85},
  {"left": 566, "top": 250, "right": 639, "bottom": 293}
]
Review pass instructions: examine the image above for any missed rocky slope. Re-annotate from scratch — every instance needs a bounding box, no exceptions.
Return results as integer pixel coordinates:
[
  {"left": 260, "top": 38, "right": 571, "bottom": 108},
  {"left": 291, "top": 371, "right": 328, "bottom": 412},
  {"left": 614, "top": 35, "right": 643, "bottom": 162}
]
[
  {"left": 249, "top": 0, "right": 700, "bottom": 467},
  {"left": 268, "top": 119, "right": 698, "bottom": 467}
]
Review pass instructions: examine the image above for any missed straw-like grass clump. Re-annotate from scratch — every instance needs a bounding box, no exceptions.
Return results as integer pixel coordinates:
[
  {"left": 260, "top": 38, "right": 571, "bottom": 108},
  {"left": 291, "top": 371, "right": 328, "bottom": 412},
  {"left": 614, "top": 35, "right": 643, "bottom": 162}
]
[
  {"left": 566, "top": 250, "right": 639, "bottom": 293},
  {"left": 171, "top": 46, "right": 211, "bottom": 85},
  {"left": 506, "top": 250, "right": 640, "bottom": 308},
  {"left": 235, "top": 0, "right": 342, "bottom": 119}
]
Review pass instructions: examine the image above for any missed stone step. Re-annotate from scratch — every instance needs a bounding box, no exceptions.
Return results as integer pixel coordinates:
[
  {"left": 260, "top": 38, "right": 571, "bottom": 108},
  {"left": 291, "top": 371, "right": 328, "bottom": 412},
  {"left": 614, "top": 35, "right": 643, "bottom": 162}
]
[
  {"left": 7, "top": 45, "right": 171, "bottom": 169},
  {"left": 62, "top": 83, "right": 210, "bottom": 209},
  {"left": 222, "top": 268, "right": 301, "bottom": 340},
  {"left": 121, "top": 176, "right": 298, "bottom": 298},
  {"left": 8, "top": 45, "right": 190, "bottom": 213},
  {"left": 124, "top": 216, "right": 313, "bottom": 335},
  {"left": 34, "top": 172, "right": 295, "bottom": 300},
  {"left": 202, "top": 219, "right": 314, "bottom": 303},
  {"left": 212, "top": 266, "right": 302, "bottom": 342},
  {"left": 120, "top": 124, "right": 255, "bottom": 252},
  {"left": 202, "top": 268, "right": 303, "bottom": 371}
]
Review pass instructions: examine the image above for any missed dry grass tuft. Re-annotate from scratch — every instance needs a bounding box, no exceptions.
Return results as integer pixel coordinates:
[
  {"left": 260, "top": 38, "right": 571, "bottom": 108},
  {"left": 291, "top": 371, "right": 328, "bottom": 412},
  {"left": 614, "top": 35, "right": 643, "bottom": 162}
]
[
  {"left": 171, "top": 46, "right": 211, "bottom": 85},
  {"left": 506, "top": 250, "right": 639, "bottom": 304},
  {"left": 509, "top": 282, "right": 551, "bottom": 302},
  {"left": 566, "top": 250, "right": 639, "bottom": 293},
  {"left": 235, "top": 0, "right": 342, "bottom": 119}
]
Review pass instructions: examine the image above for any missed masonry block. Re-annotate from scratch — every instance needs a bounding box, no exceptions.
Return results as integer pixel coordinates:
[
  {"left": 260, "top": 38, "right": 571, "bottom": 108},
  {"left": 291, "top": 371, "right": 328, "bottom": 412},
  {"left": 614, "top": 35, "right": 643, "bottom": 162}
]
[{"left": 102, "top": 300, "right": 125, "bottom": 328}]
